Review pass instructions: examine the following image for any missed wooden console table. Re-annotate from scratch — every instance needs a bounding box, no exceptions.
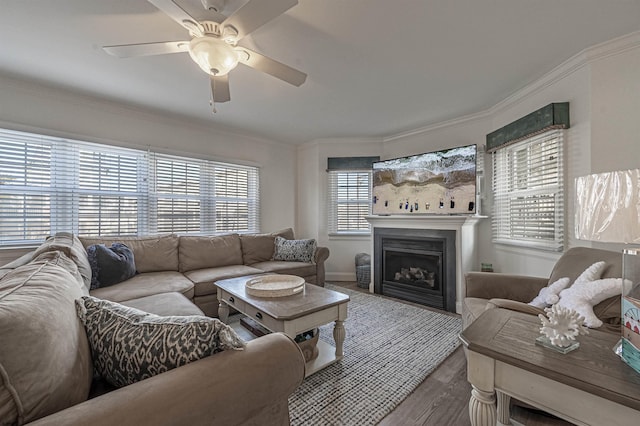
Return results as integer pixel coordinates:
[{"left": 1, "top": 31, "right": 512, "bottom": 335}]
[{"left": 459, "top": 308, "right": 640, "bottom": 426}]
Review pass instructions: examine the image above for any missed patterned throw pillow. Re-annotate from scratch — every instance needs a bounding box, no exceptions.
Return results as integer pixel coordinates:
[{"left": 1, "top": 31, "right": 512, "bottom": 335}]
[
  {"left": 75, "top": 296, "right": 245, "bottom": 387},
  {"left": 272, "top": 236, "right": 317, "bottom": 263},
  {"left": 87, "top": 243, "right": 136, "bottom": 289}
]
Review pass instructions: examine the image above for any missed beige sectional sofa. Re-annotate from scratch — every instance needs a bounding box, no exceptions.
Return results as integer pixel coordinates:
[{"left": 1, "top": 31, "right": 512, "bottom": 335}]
[
  {"left": 78, "top": 228, "right": 329, "bottom": 317},
  {"left": 0, "top": 230, "right": 326, "bottom": 425}
]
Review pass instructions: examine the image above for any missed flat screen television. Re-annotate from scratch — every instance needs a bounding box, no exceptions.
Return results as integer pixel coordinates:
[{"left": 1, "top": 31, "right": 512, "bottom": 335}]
[{"left": 372, "top": 144, "right": 477, "bottom": 215}]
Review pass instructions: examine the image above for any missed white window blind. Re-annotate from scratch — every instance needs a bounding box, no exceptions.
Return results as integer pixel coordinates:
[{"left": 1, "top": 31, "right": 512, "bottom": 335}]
[
  {"left": 492, "top": 129, "right": 564, "bottom": 251},
  {"left": 213, "top": 166, "right": 258, "bottom": 233},
  {"left": 328, "top": 170, "right": 372, "bottom": 234},
  {"left": 76, "top": 143, "right": 147, "bottom": 237},
  {"left": 151, "top": 154, "right": 204, "bottom": 234},
  {"left": 0, "top": 128, "right": 260, "bottom": 246},
  {"left": 0, "top": 132, "right": 53, "bottom": 244}
]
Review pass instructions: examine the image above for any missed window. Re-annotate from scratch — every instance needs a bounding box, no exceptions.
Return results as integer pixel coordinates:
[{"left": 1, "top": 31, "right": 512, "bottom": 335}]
[
  {"left": 492, "top": 129, "right": 564, "bottom": 251},
  {"left": 328, "top": 170, "right": 372, "bottom": 234},
  {"left": 0, "top": 128, "right": 259, "bottom": 246}
]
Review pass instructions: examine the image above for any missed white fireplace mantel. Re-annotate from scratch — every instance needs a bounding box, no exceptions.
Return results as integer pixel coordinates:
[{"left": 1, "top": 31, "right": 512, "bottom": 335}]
[{"left": 365, "top": 215, "right": 486, "bottom": 314}]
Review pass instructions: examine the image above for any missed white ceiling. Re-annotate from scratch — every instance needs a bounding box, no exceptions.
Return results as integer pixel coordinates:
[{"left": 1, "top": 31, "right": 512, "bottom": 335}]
[{"left": 1, "top": 1, "right": 639, "bottom": 144}]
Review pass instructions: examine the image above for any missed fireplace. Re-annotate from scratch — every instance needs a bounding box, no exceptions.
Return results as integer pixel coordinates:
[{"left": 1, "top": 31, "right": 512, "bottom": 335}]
[
  {"left": 374, "top": 227, "right": 456, "bottom": 312},
  {"left": 366, "top": 215, "right": 484, "bottom": 314}
]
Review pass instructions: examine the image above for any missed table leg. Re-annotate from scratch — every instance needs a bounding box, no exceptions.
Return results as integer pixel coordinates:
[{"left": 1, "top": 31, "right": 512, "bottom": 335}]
[
  {"left": 469, "top": 386, "right": 497, "bottom": 426},
  {"left": 218, "top": 300, "right": 229, "bottom": 324},
  {"left": 496, "top": 391, "right": 511, "bottom": 426},
  {"left": 333, "top": 319, "right": 345, "bottom": 357}
]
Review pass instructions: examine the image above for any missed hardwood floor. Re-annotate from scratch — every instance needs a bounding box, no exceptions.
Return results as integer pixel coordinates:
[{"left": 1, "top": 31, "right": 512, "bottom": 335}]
[{"left": 330, "top": 282, "right": 573, "bottom": 426}]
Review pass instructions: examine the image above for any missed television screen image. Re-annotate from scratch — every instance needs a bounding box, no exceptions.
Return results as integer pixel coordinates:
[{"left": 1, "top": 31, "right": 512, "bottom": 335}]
[{"left": 372, "top": 144, "right": 477, "bottom": 215}]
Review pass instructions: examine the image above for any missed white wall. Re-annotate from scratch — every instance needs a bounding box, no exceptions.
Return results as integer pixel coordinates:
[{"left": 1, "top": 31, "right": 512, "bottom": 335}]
[
  {"left": 0, "top": 74, "right": 297, "bottom": 263},
  {"left": 306, "top": 31, "right": 640, "bottom": 281},
  {"left": 590, "top": 42, "right": 640, "bottom": 173},
  {"left": 2, "top": 32, "right": 639, "bottom": 277},
  {"left": 484, "top": 59, "right": 593, "bottom": 275},
  {"left": 297, "top": 138, "right": 383, "bottom": 281},
  {"left": 588, "top": 36, "right": 640, "bottom": 254}
]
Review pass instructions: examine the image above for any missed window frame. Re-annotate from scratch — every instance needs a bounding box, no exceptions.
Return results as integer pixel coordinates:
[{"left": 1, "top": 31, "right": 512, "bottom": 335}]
[
  {"left": 0, "top": 128, "right": 260, "bottom": 247},
  {"left": 491, "top": 129, "right": 565, "bottom": 251},
  {"left": 327, "top": 169, "right": 373, "bottom": 236}
]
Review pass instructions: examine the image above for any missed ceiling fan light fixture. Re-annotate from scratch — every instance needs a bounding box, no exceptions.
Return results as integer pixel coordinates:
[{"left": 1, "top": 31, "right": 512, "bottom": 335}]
[{"left": 188, "top": 36, "right": 239, "bottom": 76}]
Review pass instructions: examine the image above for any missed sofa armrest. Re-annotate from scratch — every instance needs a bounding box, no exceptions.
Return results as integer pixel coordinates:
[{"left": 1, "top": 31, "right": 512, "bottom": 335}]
[
  {"left": 315, "top": 246, "right": 330, "bottom": 265},
  {"left": 313, "top": 246, "right": 330, "bottom": 287},
  {"left": 465, "top": 272, "right": 548, "bottom": 303},
  {"left": 29, "top": 333, "right": 305, "bottom": 426},
  {"left": 1, "top": 249, "right": 35, "bottom": 269},
  {"left": 486, "top": 299, "right": 545, "bottom": 316}
]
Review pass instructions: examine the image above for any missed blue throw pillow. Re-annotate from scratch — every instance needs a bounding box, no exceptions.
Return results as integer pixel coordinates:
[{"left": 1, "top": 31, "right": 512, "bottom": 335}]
[{"left": 87, "top": 243, "right": 136, "bottom": 290}]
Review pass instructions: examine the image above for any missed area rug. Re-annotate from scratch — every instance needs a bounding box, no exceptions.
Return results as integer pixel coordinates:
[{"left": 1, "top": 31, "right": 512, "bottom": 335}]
[{"left": 288, "top": 284, "right": 462, "bottom": 426}]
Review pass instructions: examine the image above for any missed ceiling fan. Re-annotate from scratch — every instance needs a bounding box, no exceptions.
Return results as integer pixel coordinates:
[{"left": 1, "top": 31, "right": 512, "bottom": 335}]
[{"left": 103, "top": 0, "right": 307, "bottom": 110}]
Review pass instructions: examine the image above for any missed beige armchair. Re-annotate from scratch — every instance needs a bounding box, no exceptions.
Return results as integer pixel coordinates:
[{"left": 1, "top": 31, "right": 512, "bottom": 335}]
[{"left": 462, "top": 247, "right": 623, "bottom": 334}]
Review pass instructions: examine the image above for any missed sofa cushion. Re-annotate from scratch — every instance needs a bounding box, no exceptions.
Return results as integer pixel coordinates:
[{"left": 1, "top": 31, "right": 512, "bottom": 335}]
[
  {"left": 120, "top": 292, "right": 204, "bottom": 316},
  {"left": 179, "top": 234, "right": 243, "bottom": 272},
  {"left": 33, "top": 232, "right": 92, "bottom": 292},
  {"left": 0, "top": 252, "right": 93, "bottom": 424},
  {"left": 239, "top": 228, "right": 295, "bottom": 265},
  {"left": 80, "top": 234, "right": 179, "bottom": 273},
  {"left": 76, "top": 296, "right": 245, "bottom": 387},
  {"left": 272, "top": 237, "right": 317, "bottom": 263},
  {"left": 184, "top": 265, "right": 264, "bottom": 296},
  {"left": 87, "top": 243, "right": 137, "bottom": 289},
  {"left": 250, "top": 260, "right": 316, "bottom": 278},
  {"left": 90, "top": 271, "right": 194, "bottom": 302}
]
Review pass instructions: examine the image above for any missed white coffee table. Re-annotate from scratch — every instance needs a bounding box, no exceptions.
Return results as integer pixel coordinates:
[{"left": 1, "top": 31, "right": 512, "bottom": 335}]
[{"left": 216, "top": 275, "right": 349, "bottom": 377}]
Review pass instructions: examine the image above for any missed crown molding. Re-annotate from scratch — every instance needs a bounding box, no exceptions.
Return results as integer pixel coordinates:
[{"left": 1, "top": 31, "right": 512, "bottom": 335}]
[
  {"left": 384, "top": 30, "right": 640, "bottom": 143},
  {"left": 298, "top": 137, "right": 383, "bottom": 151},
  {"left": 383, "top": 109, "right": 491, "bottom": 143},
  {"left": 489, "top": 30, "right": 640, "bottom": 117}
]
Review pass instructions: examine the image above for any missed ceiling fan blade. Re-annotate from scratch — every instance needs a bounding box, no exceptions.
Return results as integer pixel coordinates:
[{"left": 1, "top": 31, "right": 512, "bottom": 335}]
[
  {"left": 103, "top": 41, "right": 190, "bottom": 58},
  {"left": 237, "top": 48, "right": 306, "bottom": 86},
  {"left": 148, "top": 0, "right": 201, "bottom": 32},
  {"left": 211, "top": 74, "right": 231, "bottom": 102},
  {"left": 222, "top": 0, "right": 298, "bottom": 39}
]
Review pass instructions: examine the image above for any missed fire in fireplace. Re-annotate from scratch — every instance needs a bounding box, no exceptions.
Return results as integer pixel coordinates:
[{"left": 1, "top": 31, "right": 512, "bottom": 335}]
[{"left": 374, "top": 227, "right": 456, "bottom": 312}]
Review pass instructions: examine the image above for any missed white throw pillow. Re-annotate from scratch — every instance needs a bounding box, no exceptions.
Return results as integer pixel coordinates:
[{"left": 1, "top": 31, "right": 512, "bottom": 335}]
[
  {"left": 556, "top": 278, "right": 626, "bottom": 328},
  {"left": 528, "top": 277, "right": 571, "bottom": 308}
]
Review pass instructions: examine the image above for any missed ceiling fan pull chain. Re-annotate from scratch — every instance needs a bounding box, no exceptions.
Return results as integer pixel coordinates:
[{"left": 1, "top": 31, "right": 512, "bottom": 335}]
[{"left": 210, "top": 70, "right": 217, "bottom": 114}]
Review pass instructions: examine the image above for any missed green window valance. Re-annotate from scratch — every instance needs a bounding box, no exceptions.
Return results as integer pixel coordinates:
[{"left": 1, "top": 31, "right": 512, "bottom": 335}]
[
  {"left": 327, "top": 156, "right": 380, "bottom": 171},
  {"left": 486, "top": 102, "right": 570, "bottom": 153}
]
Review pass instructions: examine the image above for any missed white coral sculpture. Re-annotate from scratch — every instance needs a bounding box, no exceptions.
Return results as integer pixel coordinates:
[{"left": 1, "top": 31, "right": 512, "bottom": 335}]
[{"left": 538, "top": 304, "right": 589, "bottom": 347}]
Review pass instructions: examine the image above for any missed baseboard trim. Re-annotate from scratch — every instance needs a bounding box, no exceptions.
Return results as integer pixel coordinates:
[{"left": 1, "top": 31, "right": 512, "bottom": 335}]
[{"left": 326, "top": 272, "right": 356, "bottom": 282}]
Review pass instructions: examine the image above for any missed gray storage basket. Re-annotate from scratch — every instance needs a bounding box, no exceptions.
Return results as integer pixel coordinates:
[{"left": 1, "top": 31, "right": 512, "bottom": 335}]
[
  {"left": 356, "top": 265, "right": 370, "bottom": 288},
  {"left": 355, "top": 253, "right": 371, "bottom": 289}
]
